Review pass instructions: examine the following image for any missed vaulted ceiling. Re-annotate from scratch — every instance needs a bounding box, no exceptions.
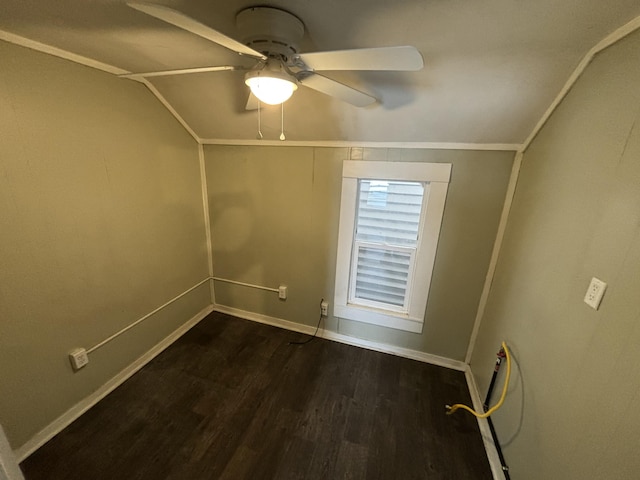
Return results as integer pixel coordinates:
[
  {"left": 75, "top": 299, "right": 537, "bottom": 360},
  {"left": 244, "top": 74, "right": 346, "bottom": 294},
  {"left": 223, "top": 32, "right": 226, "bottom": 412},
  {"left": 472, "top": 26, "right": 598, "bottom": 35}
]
[{"left": 2, "top": 0, "right": 639, "bottom": 144}]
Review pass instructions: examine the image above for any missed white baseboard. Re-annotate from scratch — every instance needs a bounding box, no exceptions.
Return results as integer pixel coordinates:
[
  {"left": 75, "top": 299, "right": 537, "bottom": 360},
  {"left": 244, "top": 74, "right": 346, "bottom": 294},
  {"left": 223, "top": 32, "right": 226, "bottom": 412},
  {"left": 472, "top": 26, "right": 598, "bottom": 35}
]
[
  {"left": 213, "top": 304, "right": 318, "bottom": 335},
  {"left": 320, "top": 330, "right": 466, "bottom": 371},
  {"left": 464, "top": 367, "right": 505, "bottom": 480},
  {"left": 15, "top": 305, "right": 214, "bottom": 463},
  {"left": 213, "top": 304, "right": 466, "bottom": 371},
  {"left": 0, "top": 425, "right": 24, "bottom": 480}
]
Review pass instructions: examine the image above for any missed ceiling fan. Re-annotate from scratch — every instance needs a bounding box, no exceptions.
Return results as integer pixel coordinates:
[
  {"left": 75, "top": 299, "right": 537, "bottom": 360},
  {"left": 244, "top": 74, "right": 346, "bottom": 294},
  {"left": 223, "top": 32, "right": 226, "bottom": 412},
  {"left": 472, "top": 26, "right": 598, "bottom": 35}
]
[{"left": 124, "top": 3, "right": 424, "bottom": 108}]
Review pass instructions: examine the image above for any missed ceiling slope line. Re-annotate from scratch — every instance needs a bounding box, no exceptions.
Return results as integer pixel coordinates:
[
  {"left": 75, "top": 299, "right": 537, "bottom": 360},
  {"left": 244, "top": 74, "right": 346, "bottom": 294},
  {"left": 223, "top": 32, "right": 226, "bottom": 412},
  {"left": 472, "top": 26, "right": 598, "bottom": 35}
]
[
  {"left": 0, "top": 29, "right": 527, "bottom": 151},
  {"left": 0, "top": 29, "right": 202, "bottom": 144},
  {"left": 119, "top": 65, "right": 241, "bottom": 80},
  {"left": 199, "top": 139, "right": 522, "bottom": 151},
  {"left": 139, "top": 79, "right": 201, "bottom": 143},
  {"left": 0, "top": 29, "right": 128, "bottom": 75},
  {"left": 3, "top": 14, "right": 640, "bottom": 150},
  {"left": 520, "top": 14, "right": 640, "bottom": 153}
]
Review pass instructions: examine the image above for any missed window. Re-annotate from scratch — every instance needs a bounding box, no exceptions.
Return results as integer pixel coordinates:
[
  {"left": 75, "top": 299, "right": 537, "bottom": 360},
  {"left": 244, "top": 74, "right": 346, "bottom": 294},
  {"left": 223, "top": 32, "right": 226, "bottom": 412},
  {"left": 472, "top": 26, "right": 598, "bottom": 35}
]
[
  {"left": 350, "top": 179, "right": 423, "bottom": 311},
  {"left": 334, "top": 161, "right": 451, "bottom": 333}
]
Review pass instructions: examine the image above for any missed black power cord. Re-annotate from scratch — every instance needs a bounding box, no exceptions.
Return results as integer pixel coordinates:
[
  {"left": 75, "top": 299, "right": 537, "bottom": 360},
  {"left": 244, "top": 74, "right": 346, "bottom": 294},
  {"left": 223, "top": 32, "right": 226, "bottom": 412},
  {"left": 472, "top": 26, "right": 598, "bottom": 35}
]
[{"left": 288, "top": 298, "right": 325, "bottom": 345}]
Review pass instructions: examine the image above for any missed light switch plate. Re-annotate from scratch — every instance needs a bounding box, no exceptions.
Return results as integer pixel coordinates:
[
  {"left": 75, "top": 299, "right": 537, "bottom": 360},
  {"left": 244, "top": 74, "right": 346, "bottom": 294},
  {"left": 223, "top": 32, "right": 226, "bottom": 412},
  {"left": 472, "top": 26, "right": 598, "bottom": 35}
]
[{"left": 584, "top": 277, "right": 607, "bottom": 310}]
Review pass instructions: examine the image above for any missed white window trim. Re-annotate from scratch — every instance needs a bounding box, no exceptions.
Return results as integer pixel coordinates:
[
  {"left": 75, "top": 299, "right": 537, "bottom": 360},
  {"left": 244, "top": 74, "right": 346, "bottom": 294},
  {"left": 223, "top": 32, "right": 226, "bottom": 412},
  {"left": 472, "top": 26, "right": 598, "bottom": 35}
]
[{"left": 334, "top": 161, "right": 451, "bottom": 333}]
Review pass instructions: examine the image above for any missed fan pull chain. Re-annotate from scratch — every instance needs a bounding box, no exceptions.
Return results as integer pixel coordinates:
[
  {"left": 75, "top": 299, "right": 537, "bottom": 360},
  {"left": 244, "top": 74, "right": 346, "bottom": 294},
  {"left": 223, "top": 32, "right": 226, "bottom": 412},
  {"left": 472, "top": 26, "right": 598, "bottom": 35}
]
[
  {"left": 280, "top": 102, "right": 286, "bottom": 141},
  {"left": 256, "top": 100, "right": 263, "bottom": 139}
]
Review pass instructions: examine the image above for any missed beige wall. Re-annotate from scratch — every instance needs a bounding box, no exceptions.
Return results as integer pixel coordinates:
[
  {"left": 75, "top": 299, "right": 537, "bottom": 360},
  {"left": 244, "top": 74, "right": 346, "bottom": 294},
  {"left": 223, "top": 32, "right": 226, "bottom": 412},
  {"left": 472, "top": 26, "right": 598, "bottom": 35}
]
[
  {"left": 205, "top": 145, "right": 513, "bottom": 361},
  {"left": 471, "top": 30, "right": 640, "bottom": 478},
  {"left": 0, "top": 42, "right": 210, "bottom": 449}
]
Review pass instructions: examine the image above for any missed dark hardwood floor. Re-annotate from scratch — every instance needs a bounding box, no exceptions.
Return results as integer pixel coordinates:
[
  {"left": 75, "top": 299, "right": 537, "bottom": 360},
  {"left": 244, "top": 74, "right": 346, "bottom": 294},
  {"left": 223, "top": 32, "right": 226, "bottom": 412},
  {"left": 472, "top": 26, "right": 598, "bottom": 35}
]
[{"left": 21, "top": 312, "right": 492, "bottom": 479}]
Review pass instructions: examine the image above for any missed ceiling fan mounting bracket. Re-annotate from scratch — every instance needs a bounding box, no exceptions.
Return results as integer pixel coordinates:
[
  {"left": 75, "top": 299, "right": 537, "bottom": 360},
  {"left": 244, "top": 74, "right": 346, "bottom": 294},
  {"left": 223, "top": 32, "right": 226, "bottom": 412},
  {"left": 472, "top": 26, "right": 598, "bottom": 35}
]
[{"left": 236, "top": 6, "right": 305, "bottom": 63}]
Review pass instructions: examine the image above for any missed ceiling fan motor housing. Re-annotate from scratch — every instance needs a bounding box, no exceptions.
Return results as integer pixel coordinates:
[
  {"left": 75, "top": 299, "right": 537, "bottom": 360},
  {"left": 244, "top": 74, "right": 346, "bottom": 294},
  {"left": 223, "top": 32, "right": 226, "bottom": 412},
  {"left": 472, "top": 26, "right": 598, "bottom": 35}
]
[{"left": 236, "top": 7, "right": 304, "bottom": 62}]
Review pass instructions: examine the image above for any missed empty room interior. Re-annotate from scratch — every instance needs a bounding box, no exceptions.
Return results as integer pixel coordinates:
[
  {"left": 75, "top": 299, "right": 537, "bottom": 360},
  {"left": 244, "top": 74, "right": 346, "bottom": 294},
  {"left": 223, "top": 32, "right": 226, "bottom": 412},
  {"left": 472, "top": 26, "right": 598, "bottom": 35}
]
[{"left": 1, "top": 1, "right": 640, "bottom": 479}]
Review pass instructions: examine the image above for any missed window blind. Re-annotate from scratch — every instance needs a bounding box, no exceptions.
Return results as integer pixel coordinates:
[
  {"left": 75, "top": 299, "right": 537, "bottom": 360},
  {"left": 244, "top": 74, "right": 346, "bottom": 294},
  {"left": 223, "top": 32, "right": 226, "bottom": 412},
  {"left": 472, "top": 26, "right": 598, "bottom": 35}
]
[{"left": 352, "top": 180, "right": 426, "bottom": 308}]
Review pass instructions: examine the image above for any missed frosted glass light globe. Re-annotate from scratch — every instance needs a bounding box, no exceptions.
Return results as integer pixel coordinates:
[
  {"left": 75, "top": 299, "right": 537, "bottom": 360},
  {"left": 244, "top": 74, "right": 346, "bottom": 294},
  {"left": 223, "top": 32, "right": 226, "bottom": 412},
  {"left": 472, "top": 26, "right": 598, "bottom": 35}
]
[{"left": 245, "top": 72, "right": 298, "bottom": 105}]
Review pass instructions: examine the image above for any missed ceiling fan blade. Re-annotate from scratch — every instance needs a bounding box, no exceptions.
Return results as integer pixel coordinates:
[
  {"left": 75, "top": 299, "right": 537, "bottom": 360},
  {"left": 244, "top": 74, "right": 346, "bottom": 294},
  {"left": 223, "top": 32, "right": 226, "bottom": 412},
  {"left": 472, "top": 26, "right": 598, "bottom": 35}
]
[
  {"left": 128, "top": 2, "right": 266, "bottom": 60},
  {"left": 119, "top": 65, "right": 243, "bottom": 79},
  {"left": 245, "top": 92, "right": 259, "bottom": 110},
  {"left": 299, "top": 73, "right": 376, "bottom": 107},
  {"left": 297, "top": 46, "right": 423, "bottom": 71}
]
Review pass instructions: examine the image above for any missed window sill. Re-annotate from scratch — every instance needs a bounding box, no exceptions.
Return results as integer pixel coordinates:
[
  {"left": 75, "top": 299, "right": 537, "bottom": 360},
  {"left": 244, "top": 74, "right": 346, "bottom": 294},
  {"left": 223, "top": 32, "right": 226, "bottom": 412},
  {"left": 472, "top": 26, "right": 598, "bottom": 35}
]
[{"left": 334, "top": 304, "right": 424, "bottom": 333}]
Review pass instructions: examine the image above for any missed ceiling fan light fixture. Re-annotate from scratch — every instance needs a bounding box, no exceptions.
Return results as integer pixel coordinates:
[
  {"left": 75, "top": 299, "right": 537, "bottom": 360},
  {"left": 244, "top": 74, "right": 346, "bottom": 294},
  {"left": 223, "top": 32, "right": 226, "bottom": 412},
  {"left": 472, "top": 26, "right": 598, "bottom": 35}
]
[{"left": 245, "top": 68, "right": 298, "bottom": 105}]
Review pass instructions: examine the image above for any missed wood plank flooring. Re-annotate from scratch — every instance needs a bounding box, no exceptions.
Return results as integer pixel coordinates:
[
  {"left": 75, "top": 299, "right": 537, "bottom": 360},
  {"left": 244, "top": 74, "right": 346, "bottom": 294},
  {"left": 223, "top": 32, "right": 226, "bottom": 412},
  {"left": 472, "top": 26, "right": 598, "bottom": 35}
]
[{"left": 21, "top": 312, "right": 492, "bottom": 479}]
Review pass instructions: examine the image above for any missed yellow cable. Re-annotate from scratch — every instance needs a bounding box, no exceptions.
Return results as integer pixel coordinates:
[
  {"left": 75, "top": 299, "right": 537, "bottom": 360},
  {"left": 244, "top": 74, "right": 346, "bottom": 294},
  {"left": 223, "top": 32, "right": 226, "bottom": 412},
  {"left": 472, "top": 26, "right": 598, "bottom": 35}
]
[{"left": 446, "top": 341, "right": 511, "bottom": 418}]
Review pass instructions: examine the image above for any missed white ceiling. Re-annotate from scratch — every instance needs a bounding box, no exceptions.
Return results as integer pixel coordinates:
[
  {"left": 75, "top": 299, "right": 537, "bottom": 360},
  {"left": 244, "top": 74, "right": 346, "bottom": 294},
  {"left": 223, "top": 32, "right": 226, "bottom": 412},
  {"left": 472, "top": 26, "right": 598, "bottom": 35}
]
[{"left": 2, "top": 0, "right": 639, "bottom": 144}]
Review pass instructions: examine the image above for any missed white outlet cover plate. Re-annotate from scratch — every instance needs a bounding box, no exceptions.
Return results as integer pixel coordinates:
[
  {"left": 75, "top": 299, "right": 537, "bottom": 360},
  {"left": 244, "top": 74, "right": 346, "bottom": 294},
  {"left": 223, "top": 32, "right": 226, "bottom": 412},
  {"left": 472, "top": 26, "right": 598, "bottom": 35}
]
[
  {"left": 278, "top": 285, "right": 287, "bottom": 300},
  {"left": 69, "top": 348, "right": 89, "bottom": 370},
  {"left": 584, "top": 277, "right": 607, "bottom": 310},
  {"left": 321, "top": 301, "right": 329, "bottom": 316}
]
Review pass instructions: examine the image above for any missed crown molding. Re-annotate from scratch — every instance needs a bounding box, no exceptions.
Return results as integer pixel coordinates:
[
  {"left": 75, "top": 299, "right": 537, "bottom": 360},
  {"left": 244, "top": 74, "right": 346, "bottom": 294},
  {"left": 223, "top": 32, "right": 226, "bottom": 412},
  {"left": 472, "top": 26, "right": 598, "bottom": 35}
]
[
  {"left": 200, "top": 139, "right": 522, "bottom": 150},
  {"left": 0, "top": 30, "right": 127, "bottom": 75}
]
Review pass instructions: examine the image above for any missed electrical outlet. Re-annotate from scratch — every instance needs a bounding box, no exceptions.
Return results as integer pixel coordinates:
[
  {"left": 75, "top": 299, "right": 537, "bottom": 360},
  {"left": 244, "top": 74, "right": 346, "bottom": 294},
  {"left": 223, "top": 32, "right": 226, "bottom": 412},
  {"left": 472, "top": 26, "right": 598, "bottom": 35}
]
[
  {"left": 584, "top": 277, "right": 607, "bottom": 310},
  {"left": 321, "top": 300, "right": 329, "bottom": 316},
  {"left": 69, "top": 348, "right": 89, "bottom": 371},
  {"left": 278, "top": 285, "right": 287, "bottom": 300}
]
